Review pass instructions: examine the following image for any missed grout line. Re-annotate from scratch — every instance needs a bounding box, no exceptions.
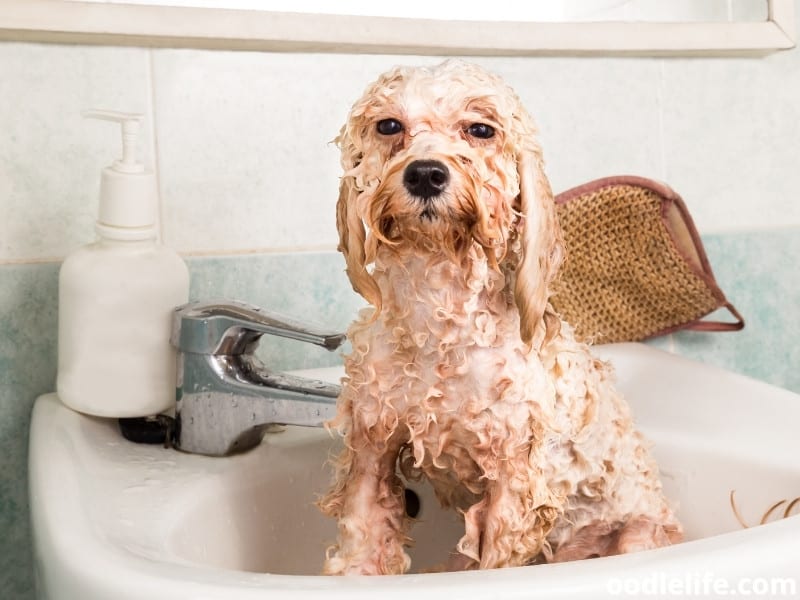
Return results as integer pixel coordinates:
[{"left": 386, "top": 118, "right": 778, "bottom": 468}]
[
  {"left": 0, "top": 257, "right": 63, "bottom": 267},
  {"left": 180, "top": 244, "right": 340, "bottom": 258},
  {"left": 656, "top": 58, "right": 667, "bottom": 182},
  {"left": 145, "top": 48, "right": 166, "bottom": 243},
  {"left": 0, "top": 245, "right": 341, "bottom": 267}
]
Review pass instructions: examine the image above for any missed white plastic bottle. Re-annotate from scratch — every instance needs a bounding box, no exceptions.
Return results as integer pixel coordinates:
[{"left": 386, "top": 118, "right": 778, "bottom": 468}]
[{"left": 57, "top": 110, "right": 190, "bottom": 418}]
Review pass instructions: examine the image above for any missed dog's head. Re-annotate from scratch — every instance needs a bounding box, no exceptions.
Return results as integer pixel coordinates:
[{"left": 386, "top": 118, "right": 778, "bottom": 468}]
[{"left": 336, "top": 60, "right": 563, "bottom": 345}]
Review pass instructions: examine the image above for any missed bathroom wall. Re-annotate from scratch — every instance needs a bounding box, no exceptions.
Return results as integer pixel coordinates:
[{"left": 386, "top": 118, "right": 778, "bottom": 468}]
[{"left": 2, "top": 7, "right": 800, "bottom": 597}]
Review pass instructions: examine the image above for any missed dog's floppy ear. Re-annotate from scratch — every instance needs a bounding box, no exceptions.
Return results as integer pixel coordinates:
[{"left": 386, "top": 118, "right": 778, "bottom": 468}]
[
  {"left": 514, "top": 145, "right": 564, "bottom": 347},
  {"left": 336, "top": 174, "right": 381, "bottom": 309}
]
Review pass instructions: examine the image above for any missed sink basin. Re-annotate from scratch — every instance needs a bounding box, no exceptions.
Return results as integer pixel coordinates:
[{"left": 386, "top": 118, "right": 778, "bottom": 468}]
[{"left": 30, "top": 343, "right": 800, "bottom": 599}]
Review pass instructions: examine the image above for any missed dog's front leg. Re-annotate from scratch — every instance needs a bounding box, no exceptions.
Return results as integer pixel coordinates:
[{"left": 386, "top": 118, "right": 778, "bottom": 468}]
[
  {"left": 461, "top": 471, "right": 560, "bottom": 569},
  {"left": 320, "top": 440, "right": 410, "bottom": 575}
]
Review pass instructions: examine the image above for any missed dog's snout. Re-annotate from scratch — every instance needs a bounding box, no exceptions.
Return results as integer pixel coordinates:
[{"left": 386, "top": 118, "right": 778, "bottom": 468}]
[{"left": 403, "top": 160, "right": 450, "bottom": 199}]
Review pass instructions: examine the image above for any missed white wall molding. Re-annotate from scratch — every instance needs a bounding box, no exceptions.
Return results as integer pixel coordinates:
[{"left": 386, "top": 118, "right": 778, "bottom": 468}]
[{"left": 0, "top": 0, "right": 795, "bottom": 56}]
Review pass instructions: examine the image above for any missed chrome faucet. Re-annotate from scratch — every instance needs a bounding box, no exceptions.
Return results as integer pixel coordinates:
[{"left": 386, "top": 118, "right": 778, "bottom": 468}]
[{"left": 170, "top": 300, "right": 346, "bottom": 456}]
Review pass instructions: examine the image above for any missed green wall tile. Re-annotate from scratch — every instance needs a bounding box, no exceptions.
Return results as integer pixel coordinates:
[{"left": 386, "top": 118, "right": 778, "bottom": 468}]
[
  {"left": 0, "top": 263, "right": 59, "bottom": 599},
  {"left": 671, "top": 230, "right": 800, "bottom": 393}
]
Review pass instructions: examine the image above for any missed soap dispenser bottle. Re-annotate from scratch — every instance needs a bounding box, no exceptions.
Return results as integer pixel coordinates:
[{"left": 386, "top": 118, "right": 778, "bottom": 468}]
[{"left": 57, "top": 110, "right": 190, "bottom": 418}]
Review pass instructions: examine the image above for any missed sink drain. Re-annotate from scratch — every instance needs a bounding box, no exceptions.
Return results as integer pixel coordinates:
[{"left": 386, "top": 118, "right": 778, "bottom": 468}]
[{"left": 404, "top": 488, "right": 421, "bottom": 519}]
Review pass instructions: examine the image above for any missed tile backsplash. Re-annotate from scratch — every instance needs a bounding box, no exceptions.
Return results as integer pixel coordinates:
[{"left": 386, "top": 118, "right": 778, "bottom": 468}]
[{"left": 3, "top": 13, "right": 800, "bottom": 596}]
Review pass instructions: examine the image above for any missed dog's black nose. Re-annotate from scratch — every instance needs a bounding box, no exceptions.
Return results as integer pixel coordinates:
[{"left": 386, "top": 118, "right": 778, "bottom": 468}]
[{"left": 403, "top": 160, "right": 450, "bottom": 199}]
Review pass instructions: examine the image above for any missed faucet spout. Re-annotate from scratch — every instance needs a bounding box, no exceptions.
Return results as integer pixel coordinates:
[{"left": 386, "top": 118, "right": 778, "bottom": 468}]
[{"left": 170, "top": 300, "right": 345, "bottom": 456}]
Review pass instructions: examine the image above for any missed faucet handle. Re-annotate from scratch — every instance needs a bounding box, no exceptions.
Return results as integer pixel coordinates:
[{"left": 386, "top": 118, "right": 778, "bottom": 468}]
[{"left": 171, "top": 299, "right": 346, "bottom": 355}]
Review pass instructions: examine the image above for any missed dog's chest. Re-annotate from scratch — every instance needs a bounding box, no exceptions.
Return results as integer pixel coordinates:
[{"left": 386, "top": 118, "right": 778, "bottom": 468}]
[
  {"left": 374, "top": 248, "right": 517, "bottom": 352},
  {"left": 346, "top": 250, "right": 554, "bottom": 486}
]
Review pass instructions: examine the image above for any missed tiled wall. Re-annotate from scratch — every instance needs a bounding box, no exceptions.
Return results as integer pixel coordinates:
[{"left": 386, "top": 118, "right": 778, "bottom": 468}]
[{"left": 2, "top": 9, "right": 800, "bottom": 597}]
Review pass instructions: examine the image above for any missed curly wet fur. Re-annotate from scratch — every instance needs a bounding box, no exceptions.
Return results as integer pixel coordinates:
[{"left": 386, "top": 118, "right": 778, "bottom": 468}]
[{"left": 318, "top": 60, "right": 682, "bottom": 575}]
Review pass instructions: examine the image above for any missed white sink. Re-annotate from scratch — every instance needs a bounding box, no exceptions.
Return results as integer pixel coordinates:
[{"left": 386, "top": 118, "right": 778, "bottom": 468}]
[{"left": 30, "top": 343, "right": 800, "bottom": 599}]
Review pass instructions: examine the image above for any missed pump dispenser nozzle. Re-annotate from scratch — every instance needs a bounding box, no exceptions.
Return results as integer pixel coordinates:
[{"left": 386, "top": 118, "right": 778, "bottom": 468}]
[
  {"left": 83, "top": 109, "right": 157, "bottom": 240},
  {"left": 83, "top": 110, "right": 145, "bottom": 174}
]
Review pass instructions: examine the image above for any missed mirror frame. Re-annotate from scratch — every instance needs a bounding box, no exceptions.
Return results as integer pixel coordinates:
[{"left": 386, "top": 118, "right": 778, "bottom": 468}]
[{"left": 0, "top": 0, "right": 795, "bottom": 56}]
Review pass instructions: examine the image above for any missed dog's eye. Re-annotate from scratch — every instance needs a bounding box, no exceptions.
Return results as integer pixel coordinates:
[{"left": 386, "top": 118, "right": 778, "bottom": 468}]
[
  {"left": 466, "top": 123, "right": 495, "bottom": 139},
  {"left": 376, "top": 118, "right": 403, "bottom": 136}
]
